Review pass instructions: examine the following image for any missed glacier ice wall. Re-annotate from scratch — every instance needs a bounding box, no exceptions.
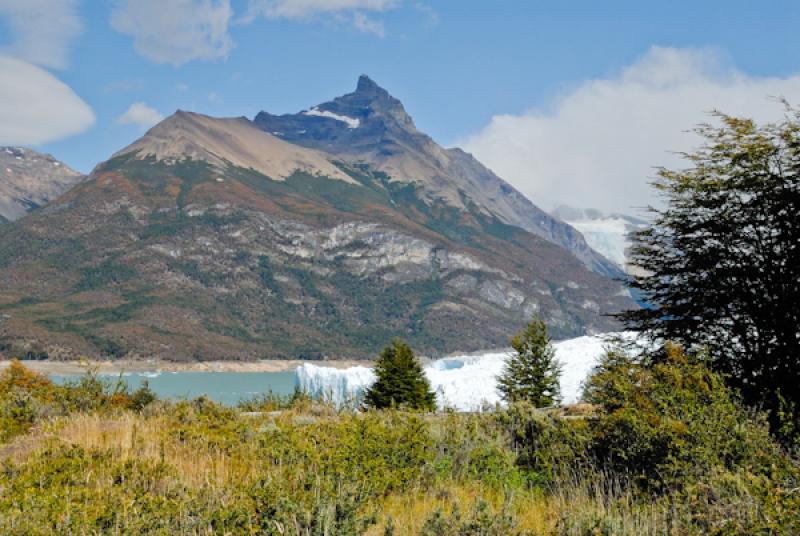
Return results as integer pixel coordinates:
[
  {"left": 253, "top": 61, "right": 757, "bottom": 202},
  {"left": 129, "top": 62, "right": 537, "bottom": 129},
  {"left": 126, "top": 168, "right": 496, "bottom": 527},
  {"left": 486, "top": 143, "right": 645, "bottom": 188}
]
[{"left": 295, "top": 332, "right": 639, "bottom": 410}]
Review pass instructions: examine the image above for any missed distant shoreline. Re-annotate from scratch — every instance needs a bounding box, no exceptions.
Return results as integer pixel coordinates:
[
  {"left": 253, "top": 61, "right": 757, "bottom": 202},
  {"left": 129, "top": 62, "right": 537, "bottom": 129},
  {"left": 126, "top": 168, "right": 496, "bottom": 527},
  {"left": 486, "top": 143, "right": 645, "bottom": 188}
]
[
  {"left": 0, "top": 358, "right": 372, "bottom": 376},
  {"left": 0, "top": 347, "right": 513, "bottom": 376}
]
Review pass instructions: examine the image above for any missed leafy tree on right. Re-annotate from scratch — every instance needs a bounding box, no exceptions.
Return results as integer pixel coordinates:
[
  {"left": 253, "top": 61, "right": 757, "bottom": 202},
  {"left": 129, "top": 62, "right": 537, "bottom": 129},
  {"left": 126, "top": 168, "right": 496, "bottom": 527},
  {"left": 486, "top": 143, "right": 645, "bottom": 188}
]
[{"left": 620, "top": 109, "right": 800, "bottom": 444}]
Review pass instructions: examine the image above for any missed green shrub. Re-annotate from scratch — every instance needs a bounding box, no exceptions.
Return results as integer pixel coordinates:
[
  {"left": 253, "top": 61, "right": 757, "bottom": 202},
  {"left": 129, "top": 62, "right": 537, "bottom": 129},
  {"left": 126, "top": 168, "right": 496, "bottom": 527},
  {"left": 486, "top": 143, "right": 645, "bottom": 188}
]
[
  {"left": 419, "top": 500, "right": 517, "bottom": 536},
  {"left": 498, "top": 402, "right": 592, "bottom": 486},
  {"left": 584, "top": 343, "right": 792, "bottom": 492}
]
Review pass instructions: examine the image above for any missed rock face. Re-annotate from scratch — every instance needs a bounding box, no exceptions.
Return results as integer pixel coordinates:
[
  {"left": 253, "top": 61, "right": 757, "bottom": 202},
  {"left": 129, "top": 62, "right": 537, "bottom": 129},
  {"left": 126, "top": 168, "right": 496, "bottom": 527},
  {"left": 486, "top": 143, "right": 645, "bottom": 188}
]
[
  {"left": 255, "top": 76, "right": 619, "bottom": 276},
  {"left": 0, "top": 147, "right": 83, "bottom": 222},
  {"left": 0, "top": 85, "right": 635, "bottom": 362}
]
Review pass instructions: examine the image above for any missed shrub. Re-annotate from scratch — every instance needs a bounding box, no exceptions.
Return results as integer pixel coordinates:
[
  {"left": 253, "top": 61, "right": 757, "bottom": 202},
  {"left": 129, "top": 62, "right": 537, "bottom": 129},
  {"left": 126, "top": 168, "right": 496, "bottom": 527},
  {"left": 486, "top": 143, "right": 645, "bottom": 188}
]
[
  {"left": 497, "top": 402, "right": 592, "bottom": 487},
  {"left": 584, "top": 343, "right": 792, "bottom": 492}
]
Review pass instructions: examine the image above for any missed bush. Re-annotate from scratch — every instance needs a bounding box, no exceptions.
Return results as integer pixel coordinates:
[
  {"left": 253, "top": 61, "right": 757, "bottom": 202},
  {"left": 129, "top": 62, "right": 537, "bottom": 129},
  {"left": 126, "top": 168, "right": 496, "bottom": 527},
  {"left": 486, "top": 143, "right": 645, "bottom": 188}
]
[
  {"left": 500, "top": 402, "right": 592, "bottom": 486},
  {"left": 0, "top": 361, "right": 160, "bottom": 443},
  {"left": 584, "top": 343, "right": 792, "bottom": 492}
]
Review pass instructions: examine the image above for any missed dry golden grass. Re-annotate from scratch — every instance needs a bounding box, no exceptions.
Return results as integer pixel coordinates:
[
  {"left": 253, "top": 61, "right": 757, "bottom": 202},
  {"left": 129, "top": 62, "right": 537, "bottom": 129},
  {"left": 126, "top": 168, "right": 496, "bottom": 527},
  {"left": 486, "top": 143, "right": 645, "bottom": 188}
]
[
  {"left": 363, "top": 483, "right": 557, "bottom": 535},
  {"left": 4, "top": 413, "right": 263, "bottom": 489}
]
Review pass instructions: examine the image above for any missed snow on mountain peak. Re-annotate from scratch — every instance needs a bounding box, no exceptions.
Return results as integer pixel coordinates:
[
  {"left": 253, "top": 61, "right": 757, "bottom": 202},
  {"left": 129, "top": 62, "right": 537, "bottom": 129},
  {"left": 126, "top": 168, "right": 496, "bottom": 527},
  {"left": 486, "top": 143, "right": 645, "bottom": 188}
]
[{"left": 301, "top": 107, "right": 360, "bottom": 128}]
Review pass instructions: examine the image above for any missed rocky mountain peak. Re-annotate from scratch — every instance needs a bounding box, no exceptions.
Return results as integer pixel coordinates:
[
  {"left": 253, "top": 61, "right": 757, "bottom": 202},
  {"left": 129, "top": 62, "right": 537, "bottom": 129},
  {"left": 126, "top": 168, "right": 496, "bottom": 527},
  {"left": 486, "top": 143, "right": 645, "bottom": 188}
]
[
  {"left": 0, "top": 146, "right": 83, "bottom": 222},
  {"left": 329, "top": 75, "right": 415, "bottom": 131},
  {"left": 252, "top": 78, "right": 621, "bottom": 276},
  {"left": 355, "top": 74, "right": 386, "bottom": 96}
]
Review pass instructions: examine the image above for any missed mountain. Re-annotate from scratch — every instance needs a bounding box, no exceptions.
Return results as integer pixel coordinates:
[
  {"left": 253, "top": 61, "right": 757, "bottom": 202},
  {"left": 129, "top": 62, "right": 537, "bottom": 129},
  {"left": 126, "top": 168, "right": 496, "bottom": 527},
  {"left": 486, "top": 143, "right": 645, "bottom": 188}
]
[
  {"left": 551, "top": 205, "right": 649, "bottom": 275},
  {"left": 255, "top": 76, "right": 619, "bottom": 277},
  {"left": 0, "top": 146, "right": 83, "bottom": 222},
  {"left": 0, "top": 87, "right": 634, "bottom": 361}
]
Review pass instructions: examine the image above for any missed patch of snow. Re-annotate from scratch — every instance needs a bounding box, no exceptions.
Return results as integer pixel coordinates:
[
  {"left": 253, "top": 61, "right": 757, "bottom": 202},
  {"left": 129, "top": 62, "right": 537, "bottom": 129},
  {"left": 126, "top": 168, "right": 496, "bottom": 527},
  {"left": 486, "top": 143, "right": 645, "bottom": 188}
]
[
  {"left": 302, "top": 107, "right": 360, "bottom": 129},
  {"left": 295, "top": 332, "right": 641, "bottom": 410},
  {"left": 567, "top": 218, "right": 631, "bottom": 267}
]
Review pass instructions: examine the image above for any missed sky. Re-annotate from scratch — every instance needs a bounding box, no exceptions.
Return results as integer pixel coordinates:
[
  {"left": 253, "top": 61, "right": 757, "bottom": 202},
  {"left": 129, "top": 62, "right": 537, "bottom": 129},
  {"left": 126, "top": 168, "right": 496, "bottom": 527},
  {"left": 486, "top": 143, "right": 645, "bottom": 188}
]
[{"left": 2, "top": 1, "right": 800, "bottom": 214}]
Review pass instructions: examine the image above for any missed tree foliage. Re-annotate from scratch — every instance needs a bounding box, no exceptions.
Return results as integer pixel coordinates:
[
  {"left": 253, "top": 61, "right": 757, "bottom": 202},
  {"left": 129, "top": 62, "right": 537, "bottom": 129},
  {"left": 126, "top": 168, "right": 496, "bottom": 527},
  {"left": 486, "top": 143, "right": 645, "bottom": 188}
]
[
  {"left": 364, "top": 339, "right": 436, "bottom": 411},
  {"left": 497, "top": 318, "right": 561, "bottom": 407},
  {"left": 620, "top": 109, "right": 800, "bottom": 440}
]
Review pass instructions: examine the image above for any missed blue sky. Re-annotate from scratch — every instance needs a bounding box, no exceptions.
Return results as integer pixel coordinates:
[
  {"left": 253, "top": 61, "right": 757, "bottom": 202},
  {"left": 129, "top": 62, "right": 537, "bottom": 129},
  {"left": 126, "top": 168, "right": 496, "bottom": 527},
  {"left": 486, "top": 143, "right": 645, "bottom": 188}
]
[{"left": 2, "top": 1, "right": 800, "bottom": 211}]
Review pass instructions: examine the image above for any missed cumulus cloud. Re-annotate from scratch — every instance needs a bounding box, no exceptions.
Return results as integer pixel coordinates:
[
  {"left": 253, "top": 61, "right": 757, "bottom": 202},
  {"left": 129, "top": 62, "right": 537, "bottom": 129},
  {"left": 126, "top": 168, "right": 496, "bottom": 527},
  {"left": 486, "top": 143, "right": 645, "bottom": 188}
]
[
  {"left": 461, "top": 47, "right": 800, "bottom": 214},
  {"left": 117, "top": 102, "right": 164, "bottom": 129},
  {"left": 111, "top": 0, "right": 234, "bottom": 66},
  {"left": 243, "top": 0, "right": 395, "bottom": 35},
  {"left": 0, "top": 55, "right": 94, "bottom": 145},
  {"left": 0, "top": 0, "right": 82, "bottom": 69}
]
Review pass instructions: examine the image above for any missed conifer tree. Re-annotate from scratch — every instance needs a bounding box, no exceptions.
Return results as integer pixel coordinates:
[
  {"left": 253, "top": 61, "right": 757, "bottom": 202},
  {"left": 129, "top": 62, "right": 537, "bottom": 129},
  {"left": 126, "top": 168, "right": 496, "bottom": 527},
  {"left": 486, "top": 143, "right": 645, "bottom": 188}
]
[
  {"left": 364, "top": 339, "right": 436, "bottom": 411},
  {"left": 498, "top": 318, "right": 561, "bottom": 406}
]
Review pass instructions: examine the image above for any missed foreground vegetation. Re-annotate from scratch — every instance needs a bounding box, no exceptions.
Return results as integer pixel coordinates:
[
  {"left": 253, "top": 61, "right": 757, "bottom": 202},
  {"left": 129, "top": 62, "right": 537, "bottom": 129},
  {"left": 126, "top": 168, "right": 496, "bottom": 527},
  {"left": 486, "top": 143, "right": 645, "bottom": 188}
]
[{"left": 1, "top": 344, "right": 798, "bottom": 535}]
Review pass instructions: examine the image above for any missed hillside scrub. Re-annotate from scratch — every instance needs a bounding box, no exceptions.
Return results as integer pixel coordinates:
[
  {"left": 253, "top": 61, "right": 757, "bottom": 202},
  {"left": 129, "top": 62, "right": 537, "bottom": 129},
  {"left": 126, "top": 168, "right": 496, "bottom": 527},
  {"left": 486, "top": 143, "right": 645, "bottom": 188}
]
[{"left": 1, "top": 349, "right": 798, "bottom": 535}]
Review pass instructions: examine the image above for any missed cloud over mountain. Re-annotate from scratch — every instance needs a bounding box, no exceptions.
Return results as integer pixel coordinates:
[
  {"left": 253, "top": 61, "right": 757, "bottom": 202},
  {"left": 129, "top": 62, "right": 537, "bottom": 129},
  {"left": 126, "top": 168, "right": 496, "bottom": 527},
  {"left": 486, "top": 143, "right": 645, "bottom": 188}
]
[
  {"left": 0, "top": 55, "right": 94, "bottom": 145},
  {"left": 462, "top": 47, "right": 800, "bottom": 213},
  {"left": 117, "top": 102, "right": 164, "bottom": 129},
  {"left": 111, "top": 0, "right": 234, "bottom": 66}
]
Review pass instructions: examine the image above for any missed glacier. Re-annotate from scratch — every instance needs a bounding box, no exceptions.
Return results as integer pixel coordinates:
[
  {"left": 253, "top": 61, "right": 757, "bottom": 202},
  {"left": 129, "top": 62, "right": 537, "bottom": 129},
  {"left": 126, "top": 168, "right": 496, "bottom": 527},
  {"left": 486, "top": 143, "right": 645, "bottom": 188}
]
[{"left": 295, "top": 332, "right": 640, "bottom": 410}]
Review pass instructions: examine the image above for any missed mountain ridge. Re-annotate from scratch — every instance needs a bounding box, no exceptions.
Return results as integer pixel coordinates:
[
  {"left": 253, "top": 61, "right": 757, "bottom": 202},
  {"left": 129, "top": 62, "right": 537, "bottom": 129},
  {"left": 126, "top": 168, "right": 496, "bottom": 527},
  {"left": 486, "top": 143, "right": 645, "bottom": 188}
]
[
  {"left": 0, "top": 78, "right": 634, "bottom": 361},
  {"left": 255, "top": 75, "right": 620, "bottom": 276}
]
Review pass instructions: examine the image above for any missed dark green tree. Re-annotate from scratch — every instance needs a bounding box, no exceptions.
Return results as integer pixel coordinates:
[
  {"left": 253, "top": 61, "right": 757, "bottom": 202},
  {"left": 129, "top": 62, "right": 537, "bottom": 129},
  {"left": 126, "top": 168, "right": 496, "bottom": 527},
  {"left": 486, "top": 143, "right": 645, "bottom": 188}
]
[
  {"left": 620, "top": 109, "right": 800, "bottom": 443},
  {"left": 497, "top": 318, "right": 561, "bottom": 406},
  {"left": 364, "top": 339, "right": 436, "bottom": 411}
]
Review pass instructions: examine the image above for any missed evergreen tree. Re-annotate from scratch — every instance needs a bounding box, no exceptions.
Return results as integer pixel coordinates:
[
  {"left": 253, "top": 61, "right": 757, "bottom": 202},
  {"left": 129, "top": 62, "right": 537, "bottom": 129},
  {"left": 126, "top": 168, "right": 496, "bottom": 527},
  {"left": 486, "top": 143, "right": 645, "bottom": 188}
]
[
  {"left": 620, "top": 109, "right": 800, "bottom": 442},
  {"left": 364, "top": 339, "right": 436, "bottom": 411},
  {"left": 498, "top": 318, "right": 561, "bottom": 406}
]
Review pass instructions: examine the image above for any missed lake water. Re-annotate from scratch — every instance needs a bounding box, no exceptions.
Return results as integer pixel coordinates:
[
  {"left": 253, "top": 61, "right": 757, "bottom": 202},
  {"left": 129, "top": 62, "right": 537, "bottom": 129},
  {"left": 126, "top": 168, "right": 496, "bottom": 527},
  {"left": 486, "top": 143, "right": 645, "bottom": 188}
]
[{"left": 51, "top": 371, "right": 298, "bottom": 406}]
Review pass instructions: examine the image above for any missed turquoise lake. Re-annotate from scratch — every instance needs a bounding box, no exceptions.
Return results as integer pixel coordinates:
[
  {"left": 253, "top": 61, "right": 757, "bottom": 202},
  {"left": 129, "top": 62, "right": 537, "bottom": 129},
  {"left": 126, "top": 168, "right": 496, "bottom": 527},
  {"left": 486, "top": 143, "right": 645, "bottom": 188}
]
[{"left": 51, "top": 371, "right": 298, "bottom": 406}]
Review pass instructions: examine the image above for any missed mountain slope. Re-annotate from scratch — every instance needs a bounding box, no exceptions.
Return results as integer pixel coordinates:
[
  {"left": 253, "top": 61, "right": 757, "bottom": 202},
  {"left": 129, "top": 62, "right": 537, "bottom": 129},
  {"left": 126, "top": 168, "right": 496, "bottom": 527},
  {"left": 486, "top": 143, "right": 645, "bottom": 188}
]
[
  {"left": 255, "top": 76, "right": 619, "bottom": 276},
  {"left": 0, "top": 110, "right": 634, "bottom": 361},
  {"left": 0, "top": 147, "right": 83, "bottom": 222}
]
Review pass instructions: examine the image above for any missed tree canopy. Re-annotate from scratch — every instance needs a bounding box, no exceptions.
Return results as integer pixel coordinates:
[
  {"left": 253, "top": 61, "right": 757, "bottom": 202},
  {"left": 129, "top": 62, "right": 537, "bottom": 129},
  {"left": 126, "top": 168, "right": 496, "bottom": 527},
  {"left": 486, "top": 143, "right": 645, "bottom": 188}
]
[
  {"left": 498, "top": 318, "right": 561, "bottom": 407},
  {"left": 364, "top": 339, "right": 436, "bottom": 411},
  {"left": 620, "top": 109, "right": 800, "bottom": 441}
]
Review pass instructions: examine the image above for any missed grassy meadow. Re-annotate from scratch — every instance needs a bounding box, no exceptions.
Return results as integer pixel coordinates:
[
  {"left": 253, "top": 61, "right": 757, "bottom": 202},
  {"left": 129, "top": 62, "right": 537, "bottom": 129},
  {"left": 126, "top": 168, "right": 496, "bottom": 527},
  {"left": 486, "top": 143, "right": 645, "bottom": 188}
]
[{"left": 1, "top": 346, "right": 798, "bottom": 535}]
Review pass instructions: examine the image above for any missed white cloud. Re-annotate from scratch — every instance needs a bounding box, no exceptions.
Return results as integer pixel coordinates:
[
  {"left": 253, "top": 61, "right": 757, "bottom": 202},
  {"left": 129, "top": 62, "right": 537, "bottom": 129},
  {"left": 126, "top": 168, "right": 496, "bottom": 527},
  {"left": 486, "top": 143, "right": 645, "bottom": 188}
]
[
  {"left": 0, "top": 55, "right": 94, "bottom": 145},
  {"left": 117, "top": 102, "right": 164, "bottom": 129},
  {"left": 0, "top": 0, "right": 82, "bottom": 69},
  {"left": 111, "top": 0, "right": 234, "bottom": 66},
  {"left": 351, "top": 11, "right": 384, "bottom": 36},
  {"left": 243, "top": 0, "right": 395, "bottom": 34},
  {"left": 461, "top": 47, "right": 800, "bottom": 214},
  {"left": 246, "top": 0, "right": 395, "bottom": 19}
]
